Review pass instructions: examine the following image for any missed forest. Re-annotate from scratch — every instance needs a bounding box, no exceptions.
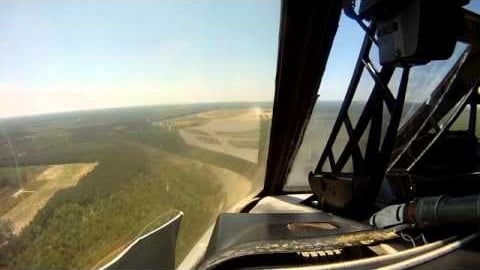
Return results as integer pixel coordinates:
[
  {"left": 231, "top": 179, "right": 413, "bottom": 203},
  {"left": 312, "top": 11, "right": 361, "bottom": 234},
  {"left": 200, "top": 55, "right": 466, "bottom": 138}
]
[{"left": 0, "top": 102, "right": 271, "bottom": 269}]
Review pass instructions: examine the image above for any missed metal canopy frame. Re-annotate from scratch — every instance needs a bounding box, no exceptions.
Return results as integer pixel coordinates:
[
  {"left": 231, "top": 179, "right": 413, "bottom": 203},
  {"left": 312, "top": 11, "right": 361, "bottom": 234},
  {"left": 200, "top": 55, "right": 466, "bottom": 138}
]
[
  {"left": 263, "top": 1, "right": 480, "bottom": 206},
  {"left": 389, "top": 48, "right": 480, "bottom": 173},
  {"left": 311, "top": 26, "right": 412, "bottom": 210},
  {"left": 262, "top": 0, "right": 342, "bottom": 195},
  {"left": 308, "top": 8, "right": 480, "bottom": 212}
]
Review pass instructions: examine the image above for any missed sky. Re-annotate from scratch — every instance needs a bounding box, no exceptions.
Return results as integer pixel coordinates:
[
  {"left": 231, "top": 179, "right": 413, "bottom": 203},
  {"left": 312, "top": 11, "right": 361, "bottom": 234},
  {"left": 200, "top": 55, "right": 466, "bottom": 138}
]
[
  {"left": 0, "top": 0, "right": 280, "bottom": 118},
  {"left": 1, "top": 1, "right": 480, "bottom": 118}
]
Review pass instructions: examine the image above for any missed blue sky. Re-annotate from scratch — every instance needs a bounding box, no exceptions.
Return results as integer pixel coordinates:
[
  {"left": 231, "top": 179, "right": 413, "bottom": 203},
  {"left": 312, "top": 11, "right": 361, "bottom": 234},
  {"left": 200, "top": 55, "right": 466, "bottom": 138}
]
[
  {"left": 1, "top": 0, "right": 479, "bottom": 117},
  {"left": 0, "top": 0, "right": 280, "bottom": 117}
]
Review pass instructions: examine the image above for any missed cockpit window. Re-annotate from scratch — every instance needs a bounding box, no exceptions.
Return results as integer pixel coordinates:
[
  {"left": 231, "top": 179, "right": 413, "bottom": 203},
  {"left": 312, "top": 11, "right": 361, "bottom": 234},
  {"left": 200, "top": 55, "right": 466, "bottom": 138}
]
[
  {"left": 285, "top": 11, "right": 470, "bottom": 191},
  {"left": 0, "top": 1, "right": 279, "bottom": 268},
  {"left": 398, "top": 43, "right": 468, "bottom": 127},
  {"left": 285, "top": 13, "right": 362, "bottom": 190}
]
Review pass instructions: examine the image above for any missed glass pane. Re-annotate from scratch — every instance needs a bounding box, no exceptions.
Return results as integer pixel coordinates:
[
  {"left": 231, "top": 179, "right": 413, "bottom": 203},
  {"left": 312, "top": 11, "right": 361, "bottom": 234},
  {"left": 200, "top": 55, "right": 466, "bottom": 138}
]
[
  {"left": 466, "top": 1, "right": 480, "bottom": 13},
  {"left": 400, "top": 43, "right": 468, "bottom": 127},
  {"left": 449, "top": 105, "right": 469, "bottom": 131},
  {"left": 0, "top": 1, "right": 279, "bottom": 269},
  {"left": 285, "top": 13, "right": 470, "bottom": 191},
  {"left": 286, "top": 102, "right": 339, "bottom": 188},
  {"left": 380, "top": 106, "right": 391, "bottom": 147},
  {"left": 368, "top": 44, "right": 382, "bottom": 72},
  {"left": 359, "top": 121, "right": 371, "bottom": 158},
  {"left": 440, "top": 97, "right": 471, "bottom": 132},
  {"left": 332, "top": 125, "right": 349, "bottom": 166},
  {"left": 344, "top": 156, "right": 354, "bottom": 174},
  {"left": 349, "top": 68, "right": 375, "bottom": 127},
  {"left": 388, "top": 69, "right": 403, "bottom": 98},
  {"left": 285, "top": 14, "right": 364, "bottom": 190}
]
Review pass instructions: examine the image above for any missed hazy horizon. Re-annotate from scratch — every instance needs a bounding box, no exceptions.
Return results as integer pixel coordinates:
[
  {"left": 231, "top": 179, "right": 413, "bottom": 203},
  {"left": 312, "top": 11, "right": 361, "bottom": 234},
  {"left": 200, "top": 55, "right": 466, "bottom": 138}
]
[
  {"left": 0, "top": 1, "right": 280, "bottom": 118},
  {"left": 0, "top": 99, "right": 277, "bottom": 119}
]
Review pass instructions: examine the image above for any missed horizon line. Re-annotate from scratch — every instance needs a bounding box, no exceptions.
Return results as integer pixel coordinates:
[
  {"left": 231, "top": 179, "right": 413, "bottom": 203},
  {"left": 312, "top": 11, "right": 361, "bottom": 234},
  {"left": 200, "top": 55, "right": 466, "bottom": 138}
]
[{"left": 0, "top": 100, "right": 276, "bottom": 120}]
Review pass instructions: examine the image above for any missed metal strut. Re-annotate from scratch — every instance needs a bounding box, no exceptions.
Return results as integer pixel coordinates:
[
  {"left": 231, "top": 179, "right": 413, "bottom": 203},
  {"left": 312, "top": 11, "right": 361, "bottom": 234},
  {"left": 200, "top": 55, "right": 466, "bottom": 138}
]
[{"left": 312, "top": 26, "right": 412, "bottom": 213}]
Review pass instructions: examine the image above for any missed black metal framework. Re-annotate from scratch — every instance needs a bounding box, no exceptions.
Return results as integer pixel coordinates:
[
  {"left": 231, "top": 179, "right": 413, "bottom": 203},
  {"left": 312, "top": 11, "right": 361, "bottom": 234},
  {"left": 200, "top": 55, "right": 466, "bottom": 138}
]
[
  {"left": 311, "top": 42, "right": 480, "bottom": 211},
  {"left": 388, "top": 48, "right": 479, "bottom": 173},
  {"left": 298, "top": 5, "right": 480, "bottom": 218},
  {"left": 312, "top": 26, "right": 413, "bottom": 210},
  {"left": 403, "top": 88, "right": 477, "bottom": 171},
  {"left": 381, "top": 48, "right": 480, "bottom": 202}
]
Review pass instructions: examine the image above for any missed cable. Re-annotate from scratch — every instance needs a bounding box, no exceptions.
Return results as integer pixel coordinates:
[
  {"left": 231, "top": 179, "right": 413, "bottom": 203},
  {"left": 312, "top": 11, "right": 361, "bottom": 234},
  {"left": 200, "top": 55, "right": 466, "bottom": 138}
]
[
  {"left": 400, "top": 232, "right": 416, "bottom": 247},
  {"left": 377, "top": 232, "right": 479, "bottom": 270}
]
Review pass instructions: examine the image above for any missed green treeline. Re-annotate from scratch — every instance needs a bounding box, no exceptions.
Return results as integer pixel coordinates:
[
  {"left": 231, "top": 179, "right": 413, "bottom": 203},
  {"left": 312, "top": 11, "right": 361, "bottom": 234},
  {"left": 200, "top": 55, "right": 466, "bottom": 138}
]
[
  {"left": 0, "top": 105, "right": 270, "bottom": 269},
  {"left": 2, "top": 143, "right": 225, "bottom": 269}
]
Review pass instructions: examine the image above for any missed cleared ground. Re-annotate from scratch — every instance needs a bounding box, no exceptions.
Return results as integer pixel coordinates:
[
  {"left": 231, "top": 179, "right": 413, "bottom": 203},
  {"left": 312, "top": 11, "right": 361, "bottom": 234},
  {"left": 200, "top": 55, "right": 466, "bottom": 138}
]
[
  {"left": 178, "top": 108, "right": 265, "bottom": 163},
  {"left": 1, "top": 163, "right": 97, "bottom": 235}
]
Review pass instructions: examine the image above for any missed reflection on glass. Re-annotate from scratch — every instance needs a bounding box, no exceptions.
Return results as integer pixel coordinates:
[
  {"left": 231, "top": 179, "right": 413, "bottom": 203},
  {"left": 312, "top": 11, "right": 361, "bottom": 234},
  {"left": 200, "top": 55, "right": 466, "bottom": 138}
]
[
  {"left": 0, "top": 1, "right": 279, "bottom": 269},
  {"left": 399, "top": 43, "right": 468, "bottom": 127}
]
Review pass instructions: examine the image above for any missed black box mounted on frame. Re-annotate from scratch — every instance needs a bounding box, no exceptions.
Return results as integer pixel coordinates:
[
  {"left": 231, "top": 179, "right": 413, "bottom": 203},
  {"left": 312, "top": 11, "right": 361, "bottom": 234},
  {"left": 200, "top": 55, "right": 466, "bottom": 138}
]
[{"left": 359, "top": 0, "right": 467, "bottom": 66}]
